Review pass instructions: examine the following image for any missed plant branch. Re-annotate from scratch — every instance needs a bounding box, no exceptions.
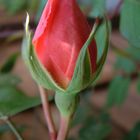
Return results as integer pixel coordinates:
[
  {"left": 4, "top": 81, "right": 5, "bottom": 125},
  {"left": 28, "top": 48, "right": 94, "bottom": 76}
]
[{"left": 38, "top": 86, "right": 57, "bottom": 140}]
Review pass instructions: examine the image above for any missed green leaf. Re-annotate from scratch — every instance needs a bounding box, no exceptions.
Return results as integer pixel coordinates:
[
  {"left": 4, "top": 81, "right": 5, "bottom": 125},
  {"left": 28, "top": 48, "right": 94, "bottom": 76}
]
[
  {"left": 137, "top": 76, "right": 140, "bottom": 94},
  {"left": 0, "top": 86, "right": 41, "bottom": 117},
  {"left": 89, "top": 0, "right": 106, "bottom": 18},
  {"left": 120, "top": 0, "right": 140, "bottom": 48},
  {"left": 99, "top": 112, "right": 110, "bottom": 123},
  {"left": 124, "top": 121, "right": 140, "bottom": 140},
  {"left": 115, "top": 55, "right": 136, "bottom": 74},
  {"left": 72, "top": 99, "right": 91, "bottom": 127},
  {"left": 0, "top": 74, "right": 21, "bottom": 87},
  {"left": 79, "top": 118, "right": 111, "bottom": 140},
  {"left": 0, "top": 53, "right": 19, "bottom": 73},
  {"left": 106, "top": 76, "right": 131, "bottom": 108},
  {"left": 126, "top": 46, "right": 140, "bottom": 61}
]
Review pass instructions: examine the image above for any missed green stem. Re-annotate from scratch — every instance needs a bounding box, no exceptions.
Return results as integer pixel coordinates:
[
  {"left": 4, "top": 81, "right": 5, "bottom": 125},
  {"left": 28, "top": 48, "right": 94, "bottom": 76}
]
[
  {"left": 38, "top": 86, "right": 57, "bottom": 140},
  {"left": 55, "top": 92, "right": 79, "bottom": 140},
  {"left": 57, "top": 115, "right": 71, "bottom": 140}
]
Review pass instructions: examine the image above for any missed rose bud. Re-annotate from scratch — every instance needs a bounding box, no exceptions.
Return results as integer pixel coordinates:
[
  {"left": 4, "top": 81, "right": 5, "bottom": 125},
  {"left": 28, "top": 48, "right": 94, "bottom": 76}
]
[
  {"left": 32, "top": 0, "right": 97, "bottom": 90},
  {"left": 22, "top": 0, "right": 109, "bottom": 118},
  {"left": 22, "top": 0, "right": 109, "bottom": 95}
]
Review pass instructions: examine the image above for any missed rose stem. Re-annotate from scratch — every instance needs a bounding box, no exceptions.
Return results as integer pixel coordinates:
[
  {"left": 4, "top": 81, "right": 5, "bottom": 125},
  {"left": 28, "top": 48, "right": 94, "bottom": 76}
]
[
  {"left": 38, "top": 86, "right": 57, "bottom": 140},
  {"left": 57, "top": 114, "right": 71, "bottom": 140}
]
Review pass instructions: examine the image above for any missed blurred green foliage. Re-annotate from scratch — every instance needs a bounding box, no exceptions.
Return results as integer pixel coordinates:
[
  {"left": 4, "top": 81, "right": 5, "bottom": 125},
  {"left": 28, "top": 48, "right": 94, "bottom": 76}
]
[
  {"left": 35, "top": 0, "right": 46, "bottom": 22},
  {"left": 137, "top": 76, "right": 140, "bottom": 94},
  {"left": 0, "top": 0, "right": 39, "bottom": 14},
  {"left": 115, "top": 55, "right": 136, "bottom": 74},
  {"left": 70, "top": 95, "right": 112, "bottom": 140},
  {"left": 0, "top": 124, "right": 26, "bottom": 135},
  {"left": 0, "top": 86, "right": 40, "bottom": 117},
  {"left": 0, "top": 54, "right": 41, "bottom": 118},
  {"left": 0, "top": 53, "right": 19, "bottom": 73},
  {"left": 106, "top": 76, "right": 131, "bottom": 108},
  {"left": 124, "top": 121, "right": 140, "bottom": 140},
  {"left": 87, "top": 0, "right": 105, "bottom": 18},
  {"left": 0, "top": 0, "right": 140, "bottom": 139},
  {"left": 120, "top": 0, "right": 140, "bottom": 48},
  {"left": 79, "top": 119, "right": 111, "bottom": 140}
]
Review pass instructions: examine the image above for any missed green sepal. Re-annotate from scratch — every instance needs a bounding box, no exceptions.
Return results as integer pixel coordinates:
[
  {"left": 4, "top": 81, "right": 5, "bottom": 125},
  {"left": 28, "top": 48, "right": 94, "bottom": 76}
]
[
  {"left": 90, "top": 19, "right": 110, "bottom": 86},
  {"left": 66, "top": 18, "right": 109, "bottom": 94},
  {"left": 55, "top": 92, "right": 79, "bottom": 117},
  {"left": 66, "top": 22, "right": 99, "bottom": 94},
  {"left": 22, "top": 14, "right": 64, "bottom": 92}
]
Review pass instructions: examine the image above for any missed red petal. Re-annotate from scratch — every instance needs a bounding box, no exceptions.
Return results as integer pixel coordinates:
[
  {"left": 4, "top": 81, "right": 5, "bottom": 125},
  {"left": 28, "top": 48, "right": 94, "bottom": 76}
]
[{"left": 32, "top": 0, "right": 97, "bottom": 87}]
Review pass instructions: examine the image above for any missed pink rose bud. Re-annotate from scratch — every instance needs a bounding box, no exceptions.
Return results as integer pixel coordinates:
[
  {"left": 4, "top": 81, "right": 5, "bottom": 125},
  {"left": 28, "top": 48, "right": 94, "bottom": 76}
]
[{"left": 32, "top": 0, "right": 97, "bottom": 89}]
